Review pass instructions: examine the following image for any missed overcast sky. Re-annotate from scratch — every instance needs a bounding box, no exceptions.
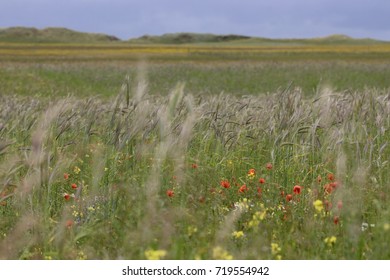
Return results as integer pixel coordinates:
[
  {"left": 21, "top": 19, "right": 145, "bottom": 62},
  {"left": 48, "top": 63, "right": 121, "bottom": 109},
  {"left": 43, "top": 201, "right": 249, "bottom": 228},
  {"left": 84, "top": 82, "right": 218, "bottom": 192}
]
[{"left": 1, "top": 0, "right": 389, "bottom": 40}]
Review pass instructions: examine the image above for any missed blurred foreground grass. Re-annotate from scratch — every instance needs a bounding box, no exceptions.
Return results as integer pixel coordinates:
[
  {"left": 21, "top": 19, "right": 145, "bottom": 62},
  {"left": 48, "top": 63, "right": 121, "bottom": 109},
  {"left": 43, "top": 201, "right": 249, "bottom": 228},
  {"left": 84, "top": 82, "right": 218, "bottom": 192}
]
[{"left": 1, "top": 83, "right": 389, "bottom": 259}]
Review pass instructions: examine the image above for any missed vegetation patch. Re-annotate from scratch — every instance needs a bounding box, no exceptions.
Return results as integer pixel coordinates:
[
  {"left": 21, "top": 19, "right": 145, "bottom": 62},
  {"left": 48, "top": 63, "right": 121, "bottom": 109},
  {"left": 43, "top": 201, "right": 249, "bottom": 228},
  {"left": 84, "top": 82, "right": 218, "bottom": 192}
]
[{"left": 1, "top": 83, "right": 389, "bottom": 259}]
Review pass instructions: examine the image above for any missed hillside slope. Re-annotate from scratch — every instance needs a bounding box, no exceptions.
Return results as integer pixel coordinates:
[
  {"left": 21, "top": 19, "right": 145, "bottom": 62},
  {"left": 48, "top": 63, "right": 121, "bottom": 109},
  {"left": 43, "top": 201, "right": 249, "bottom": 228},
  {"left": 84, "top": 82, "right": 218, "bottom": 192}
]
[
  {"left": 0, "top": 27, "right": 120, "bottom": 43},
  {"left": 1, "top": 27, "right": 388, "bottom": 45},
  {"left": 128, "top": 32, "right": 251, "bottom": 44}
]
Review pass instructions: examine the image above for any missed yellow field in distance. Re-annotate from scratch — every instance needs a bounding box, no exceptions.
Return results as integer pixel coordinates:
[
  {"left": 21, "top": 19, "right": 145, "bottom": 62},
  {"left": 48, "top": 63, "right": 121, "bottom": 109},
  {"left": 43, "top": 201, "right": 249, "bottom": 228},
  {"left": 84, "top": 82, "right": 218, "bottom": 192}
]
[{"left": 1, "top": 42, "right": 390, "bottom": 61}]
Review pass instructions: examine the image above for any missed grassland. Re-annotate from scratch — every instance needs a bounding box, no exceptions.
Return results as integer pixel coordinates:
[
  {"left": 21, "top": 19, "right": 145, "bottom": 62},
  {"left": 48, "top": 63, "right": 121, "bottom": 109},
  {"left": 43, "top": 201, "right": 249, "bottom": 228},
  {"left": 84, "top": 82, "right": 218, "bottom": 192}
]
[
  {"left": 1, "top": 37, "right": 390, "bottom": 260},
  {"left": 1, "top": 40, "right": 390, "bottom": 97}
]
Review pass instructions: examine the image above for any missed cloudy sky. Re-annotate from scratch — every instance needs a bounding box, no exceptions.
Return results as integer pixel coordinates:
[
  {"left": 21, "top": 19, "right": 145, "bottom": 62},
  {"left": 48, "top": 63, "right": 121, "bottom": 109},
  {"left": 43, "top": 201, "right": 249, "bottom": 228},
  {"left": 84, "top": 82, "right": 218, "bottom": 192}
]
[{"left": 1, "top": 0, "right": 389, "bottom": 40}]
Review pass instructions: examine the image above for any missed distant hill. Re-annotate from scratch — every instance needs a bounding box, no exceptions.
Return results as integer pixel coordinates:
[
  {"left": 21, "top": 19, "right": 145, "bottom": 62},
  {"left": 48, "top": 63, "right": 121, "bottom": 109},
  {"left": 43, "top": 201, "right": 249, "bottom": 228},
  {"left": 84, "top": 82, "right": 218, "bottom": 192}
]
[
  {"left": 0, "top": 27, "right": 120, "bottom": 43},
  {"left": 222, "top": 34, "right": 388, "bottom": 46},
  {"left": 307, "top": 34, "right": 384, "bottom": 44},
  {"left": 128, "top": 33, "right": 251, "bottom": 44},
  {"left": 129, "top": 32, "right": 388, "bottom": 45},
  {"left": 0, "top": 27, "right": 387, "bottom": 45}
]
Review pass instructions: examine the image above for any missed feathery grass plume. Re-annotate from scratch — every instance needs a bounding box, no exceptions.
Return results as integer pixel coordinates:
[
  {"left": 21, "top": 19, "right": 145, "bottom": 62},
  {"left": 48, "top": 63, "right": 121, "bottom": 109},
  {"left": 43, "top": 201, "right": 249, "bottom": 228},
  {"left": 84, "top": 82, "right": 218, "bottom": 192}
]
[
  {"left": 125, "top": 74, "right": 131, "bottom": 109},
  {"left": 0, "top": 214, "right": 37, "bottom": 259},
  {"left": 313, "top": 85, "right": 337, "bottom": 128},
  {"left": 134, "top": 62, "right": 148, "bottom": 105},
  {"left": 216, "top": 200, "right": 246, "bottom": 244},
  {"left": 133, "top": 82, "right": 201, "bottom": 251},
  {"left": 22, "top": 101, "right": 68, "bottom": 194}
]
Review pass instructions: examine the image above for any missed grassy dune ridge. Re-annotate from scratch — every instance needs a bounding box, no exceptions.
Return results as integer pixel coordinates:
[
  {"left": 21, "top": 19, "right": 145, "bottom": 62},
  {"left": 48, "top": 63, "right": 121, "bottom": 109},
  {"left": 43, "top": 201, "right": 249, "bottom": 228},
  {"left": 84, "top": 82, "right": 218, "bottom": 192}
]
[
  {"left": 0, "top": 27, "right": 120, "bottom": 43},
  {"left": 1, "top": 82, "right": 389, "bottom": 259}
]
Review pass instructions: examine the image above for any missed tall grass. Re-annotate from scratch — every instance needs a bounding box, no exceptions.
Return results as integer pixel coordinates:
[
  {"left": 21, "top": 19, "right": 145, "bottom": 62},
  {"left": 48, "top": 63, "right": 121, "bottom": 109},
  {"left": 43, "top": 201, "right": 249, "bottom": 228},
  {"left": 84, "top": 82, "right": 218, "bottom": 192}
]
[{"left": 0, "top": 82, "right": 389, "bottom": 259}]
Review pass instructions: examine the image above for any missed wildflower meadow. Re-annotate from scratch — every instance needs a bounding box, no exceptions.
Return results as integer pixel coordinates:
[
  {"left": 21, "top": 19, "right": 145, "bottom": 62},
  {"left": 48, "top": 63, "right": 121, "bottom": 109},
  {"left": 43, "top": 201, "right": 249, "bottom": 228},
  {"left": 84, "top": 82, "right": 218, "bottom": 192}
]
[
  {"left": 1, "top": 38, "right": 390, "bottom": 260},
  {"left": 1, "top": 79, "right": 389, "bottom": 260}
]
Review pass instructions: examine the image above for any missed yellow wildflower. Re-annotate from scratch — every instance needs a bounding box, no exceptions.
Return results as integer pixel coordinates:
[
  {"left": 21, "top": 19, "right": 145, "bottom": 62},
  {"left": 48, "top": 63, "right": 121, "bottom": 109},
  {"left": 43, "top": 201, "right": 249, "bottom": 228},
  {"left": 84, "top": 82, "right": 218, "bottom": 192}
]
[
  {"left": 232, "top": 230, "right": 244, "bottom": 239},
  {"left": 212, "top": 246, "right": 233, "bottom": 260},
  {"left": 256, "top": 210, "right": 267, "bottom": 221},
  {"left": 187, "top": 226, "right": 198, "bottom": 236},
  {"left": 324, "top": 236, "right": 337, "bottom": 246},
  {"left": 233, "top": 199, "right": 251, "bottom": 211},
  {"left": 313, "top": 199, "right": 324, "bottom": 213},
  {"left": 248, "top": 205, "right": 267, "bottom": 229},
  {"left": 271, "top": 242, "right": 281, "bottom": 255},
  {"left": 384, "top": 223, "right": 390, "bottom": 231},
  {"left": 77, "top": 251, "right": 87, "bottom": 260},
  {"left": 73, "top": 166, "right": 81, "bottom": 174},
  {"left": 144, "top": 249, "right": 167, "bottom": 260},
  {"left": 72, "top": 210, "right": 83, "bottom": 218}
]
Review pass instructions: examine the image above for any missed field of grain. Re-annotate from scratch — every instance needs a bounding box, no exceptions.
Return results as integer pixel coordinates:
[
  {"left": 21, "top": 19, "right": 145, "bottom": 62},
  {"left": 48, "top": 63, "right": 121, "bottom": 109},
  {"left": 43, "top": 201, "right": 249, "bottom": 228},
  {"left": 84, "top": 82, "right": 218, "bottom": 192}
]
[{"left": 0, "top": 42, "right": 390, "bottom": 259}]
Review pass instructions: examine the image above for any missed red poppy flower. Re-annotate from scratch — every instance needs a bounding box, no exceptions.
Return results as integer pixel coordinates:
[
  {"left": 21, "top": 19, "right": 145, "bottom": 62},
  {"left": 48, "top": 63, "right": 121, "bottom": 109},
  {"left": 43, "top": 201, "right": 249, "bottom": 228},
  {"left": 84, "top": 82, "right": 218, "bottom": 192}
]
[
  {"left": 327, "top": 173, "right": 335, "bottom": 181},
  {"left": 166, "top": 189, "right": 174, "bottom": 198},
  {"left": 64, "top": 173, "right": 70, "bottom": 180},
  {"left": 266, "top": 163, "right": 273, "bottom": 170},
  {"left": 191, "top": 163, "right": 198, "bottom": 169},
  {"left": 239, "top": 185, "right": 248, "bottom": 193},
  {"left": 259, "top": 178, "right": 266, "bottom": 184},
  {"left": 64, "top": 193, "right": 71, "bottom": 200},
  {"left": 330, "top": 181, "right": 339, "bottom": 189},
  {"left": 256, "top": 187, "right": 262, "bottom": 198},
  {"left": 333, "top": 216, "right": 339, "bottom": 225},
  {"left": 247, "top": 169, "right": 256, "bottom": 179},
  {"left": 324, "top": 184, "right": 333, "bottom": 194},
  {"left": 220, "top": 180, "right": 230, "bottom": 189},
  {"left": 293, "top": 185, "right": 302, "bottom": 194},
  {"left": 286, "top": 194, "right": 293, "bottom": 202},
  {"left": 71, "top": 183, "right": 77, "bottom": 189},
  {"left": 66, "top": 220, "right": 74, "bottom": 228}
]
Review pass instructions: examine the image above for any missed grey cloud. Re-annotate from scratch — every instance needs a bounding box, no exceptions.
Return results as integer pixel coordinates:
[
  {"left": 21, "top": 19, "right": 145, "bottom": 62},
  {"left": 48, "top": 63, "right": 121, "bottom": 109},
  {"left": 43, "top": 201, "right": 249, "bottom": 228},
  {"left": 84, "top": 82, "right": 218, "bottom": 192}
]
[{"left": 1, "top": 0, "right": 389, "bottom": 40}]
